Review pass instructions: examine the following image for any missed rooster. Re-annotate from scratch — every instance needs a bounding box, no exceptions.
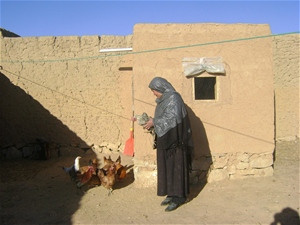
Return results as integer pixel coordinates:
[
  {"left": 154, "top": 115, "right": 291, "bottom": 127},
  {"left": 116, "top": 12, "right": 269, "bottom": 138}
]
[
  {"left": 98, "top": 164, "right": 116, "bottom": 195},
  {"left": 62, "top": 156, "right": 81, "bottom": 181}
]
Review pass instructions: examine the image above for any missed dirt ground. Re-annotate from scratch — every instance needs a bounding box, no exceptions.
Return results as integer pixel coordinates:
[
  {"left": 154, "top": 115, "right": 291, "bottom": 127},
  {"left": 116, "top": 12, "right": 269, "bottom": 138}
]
[{"left": 0, "top": 140, "right": 299, "bottom": 225}]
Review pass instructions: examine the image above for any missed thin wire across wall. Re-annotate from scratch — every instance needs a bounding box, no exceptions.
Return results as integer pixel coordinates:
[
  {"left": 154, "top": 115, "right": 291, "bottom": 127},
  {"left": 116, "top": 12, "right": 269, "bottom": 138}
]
[
  {"left": 0, "top": 31, "right": 298, "bottom": 123},
  {"left": 0, "top": 31, "right": 298, "bottom": 64}
]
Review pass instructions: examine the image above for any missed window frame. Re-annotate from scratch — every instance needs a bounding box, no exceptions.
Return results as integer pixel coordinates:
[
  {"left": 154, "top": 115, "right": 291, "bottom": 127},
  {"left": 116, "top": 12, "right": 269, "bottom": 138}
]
[{"left": 193, "top": 75, "right": 218, "bottom": 101}]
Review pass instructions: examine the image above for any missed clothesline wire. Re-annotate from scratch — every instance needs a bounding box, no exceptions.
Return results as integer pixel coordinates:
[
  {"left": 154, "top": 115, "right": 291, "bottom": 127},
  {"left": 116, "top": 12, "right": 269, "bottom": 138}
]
[
  {"left": 1, "top": 31, "right": 297, "bottom": 140},
  {"left": 1, "top": 31, "right": 298, "bottom": 64},
  {"left": 0, "top": 67, "right": 276, "bottom": 141}
]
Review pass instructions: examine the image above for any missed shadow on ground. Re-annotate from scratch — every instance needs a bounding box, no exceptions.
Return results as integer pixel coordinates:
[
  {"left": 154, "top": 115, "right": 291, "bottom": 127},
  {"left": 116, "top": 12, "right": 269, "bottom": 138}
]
[{"left": 0, "top": 73, "right": 96, "bottom": 224}]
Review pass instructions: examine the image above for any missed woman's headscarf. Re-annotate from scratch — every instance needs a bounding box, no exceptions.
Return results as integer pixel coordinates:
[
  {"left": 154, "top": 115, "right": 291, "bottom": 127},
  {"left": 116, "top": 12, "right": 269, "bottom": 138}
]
[{"left": 149, "top": 77, "right": 187, "bottom": 137}]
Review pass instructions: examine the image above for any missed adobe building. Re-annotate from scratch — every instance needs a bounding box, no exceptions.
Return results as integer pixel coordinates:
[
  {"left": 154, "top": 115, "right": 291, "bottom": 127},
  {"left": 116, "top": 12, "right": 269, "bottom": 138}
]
[
  {"left": 0, "top": 24, "right": 299, "bottom": 187},
  {"left": 129, "top": 24, "right": 275, "bottom": 185}
]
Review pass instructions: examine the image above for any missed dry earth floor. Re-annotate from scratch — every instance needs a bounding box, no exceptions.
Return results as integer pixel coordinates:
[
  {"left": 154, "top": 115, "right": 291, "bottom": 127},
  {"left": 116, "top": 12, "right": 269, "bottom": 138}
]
[{"left": 0, "top": 140, "right": 299, "bottom": 225}]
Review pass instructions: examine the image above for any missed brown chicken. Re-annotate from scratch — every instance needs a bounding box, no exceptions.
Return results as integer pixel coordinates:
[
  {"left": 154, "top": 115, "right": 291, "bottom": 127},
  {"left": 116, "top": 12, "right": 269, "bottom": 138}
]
[
  {"left": 79, "top": 158, "right": 98, "bottom": 174},
  {"left": 115, "top": 155, "right": 127, "bottom": 180},
  {"left": 101, "top": 156, "right": 114, "bottom": 174},
  {"left": 76, "top": 158, "right": 100, "bottom": 188},
  {"left": 98, "top": 164, "right": 116, "bottom": 195},
  {"left": 85, "top": 174, "right": 101, "bottom": 187}
]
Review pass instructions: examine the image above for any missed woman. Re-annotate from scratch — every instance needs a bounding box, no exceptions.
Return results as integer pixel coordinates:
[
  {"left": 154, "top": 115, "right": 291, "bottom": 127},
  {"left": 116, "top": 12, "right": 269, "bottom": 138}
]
[{"left": 143, "top": 77, "right": 193, "bottom": 212}]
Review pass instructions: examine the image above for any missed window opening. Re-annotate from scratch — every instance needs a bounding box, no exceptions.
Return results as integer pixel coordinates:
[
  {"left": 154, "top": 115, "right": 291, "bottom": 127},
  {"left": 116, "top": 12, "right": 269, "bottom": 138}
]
[{"left": 194, "top": 77, "right": 216, "bottom": 100}]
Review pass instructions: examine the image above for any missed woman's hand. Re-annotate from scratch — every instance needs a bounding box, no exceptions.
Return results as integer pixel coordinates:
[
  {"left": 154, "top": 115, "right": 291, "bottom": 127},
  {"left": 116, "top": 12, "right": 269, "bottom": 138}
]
[{"left": 143, "top": 117, "right": 154, "bottom": 130}]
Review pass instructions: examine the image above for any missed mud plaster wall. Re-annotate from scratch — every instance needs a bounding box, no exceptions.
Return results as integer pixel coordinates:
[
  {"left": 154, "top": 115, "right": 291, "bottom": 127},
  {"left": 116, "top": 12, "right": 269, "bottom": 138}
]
[
  {"left": 0, "top": 25, "right": 298, "bottom": 186},
  {"left": 0, "top": 35, "right": 133, "bottom": 155},
  {"left": 273, "top": 34, "right": 300, "bottom": 141},
  {"left": 131, "top": 24, "right": 275, "bottom": 185}
]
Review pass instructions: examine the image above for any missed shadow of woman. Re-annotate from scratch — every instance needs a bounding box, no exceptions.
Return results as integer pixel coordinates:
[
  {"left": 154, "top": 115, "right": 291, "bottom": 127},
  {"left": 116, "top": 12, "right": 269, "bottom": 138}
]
[
  {"left": 270, "top": 207, "right": 300, "bottom": 225},
  {"left": 186, "top": 105, "right": 213, "bottom": 202}
]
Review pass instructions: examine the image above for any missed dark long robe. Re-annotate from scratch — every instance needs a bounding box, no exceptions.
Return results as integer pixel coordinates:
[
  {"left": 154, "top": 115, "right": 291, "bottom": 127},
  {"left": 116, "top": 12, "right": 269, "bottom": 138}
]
[{"left": 156, "top": 115, "right": 192, "bottom": 197}]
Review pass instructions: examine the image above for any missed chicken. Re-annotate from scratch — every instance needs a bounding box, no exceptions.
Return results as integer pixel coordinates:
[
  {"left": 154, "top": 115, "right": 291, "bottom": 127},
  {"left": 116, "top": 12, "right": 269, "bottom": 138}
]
[
  {"left": 96, "top": 155, "right": 127, "bottom": 193},
  {"left": 79, "top": 158, "right": 98, "bottom": 174},
  {"left": 101, "top": 156, "right": 114, "bottom": 174},
  {"left": 98, "top": 164, "right": 116, "bottom": 195},
  {"left": 86, "top": 174, "right": 101, "bottom": 187},
  {"left": 135, "top": 112, "right": 150, "bottom": 126},
  {"left": 135, "top": 112, "right": 155, "bottom": 134},
  {"left": 115, "top": 155, "right": 127, "bottom": 180},
  {"left": 62, "top": 156, "right": 81, "bottom": 181},
  {"left": 76, "top": 158, "right": 99, "bottom": 188},
  {"left": 135, "top": 112, "right": 156, "bottom": 149}
]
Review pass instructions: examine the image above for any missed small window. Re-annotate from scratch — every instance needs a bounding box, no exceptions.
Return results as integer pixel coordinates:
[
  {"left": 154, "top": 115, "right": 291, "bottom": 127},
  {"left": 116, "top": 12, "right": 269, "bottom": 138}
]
[{"left": 194, "top": 77, "right": 216, "bottom": 100}]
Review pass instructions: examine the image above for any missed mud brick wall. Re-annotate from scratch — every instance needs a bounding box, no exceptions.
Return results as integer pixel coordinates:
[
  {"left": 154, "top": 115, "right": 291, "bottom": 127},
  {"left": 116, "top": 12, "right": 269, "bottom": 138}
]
[
  {"left": 131, "top": 24, "right": 276, "bottom": 186},
  {"left": 0, "top": 27, "right": 298, "bottom": 185},
  {"left": 0, "top": 34, "right": 133, "bottom": 159},
  {"left": 273, "top": 34, "right": 299, "bottom": 141}
]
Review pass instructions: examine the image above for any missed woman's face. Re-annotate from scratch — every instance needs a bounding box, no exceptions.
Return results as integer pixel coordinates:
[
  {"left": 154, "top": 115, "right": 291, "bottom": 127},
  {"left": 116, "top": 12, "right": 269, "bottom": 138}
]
[{"left": 151, "top": 89, "right": 162, "bottom": 98}]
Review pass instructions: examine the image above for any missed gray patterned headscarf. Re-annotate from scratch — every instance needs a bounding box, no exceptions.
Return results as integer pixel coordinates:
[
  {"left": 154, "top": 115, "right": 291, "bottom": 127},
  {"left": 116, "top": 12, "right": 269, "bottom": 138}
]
[{"left": 149, "top": 77, "right": 187, "bottom": 137}]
